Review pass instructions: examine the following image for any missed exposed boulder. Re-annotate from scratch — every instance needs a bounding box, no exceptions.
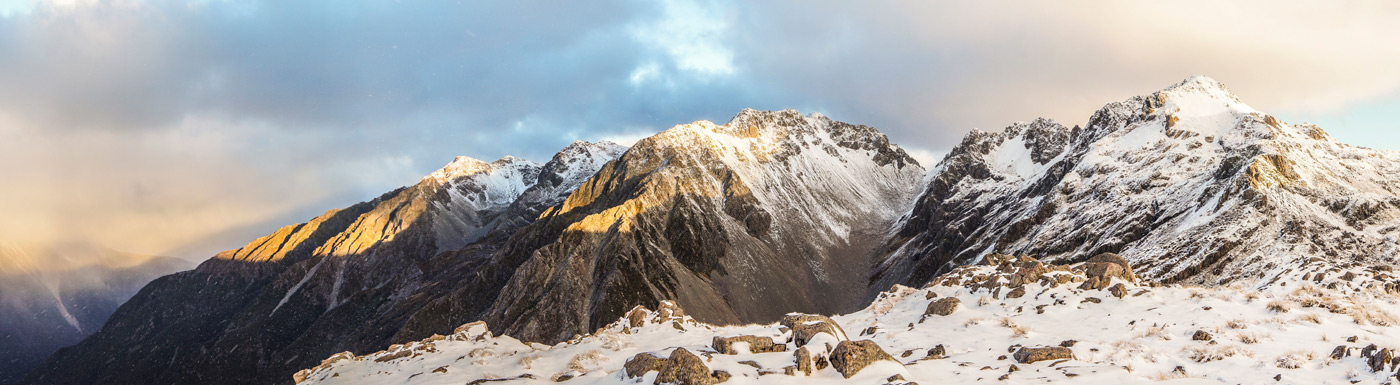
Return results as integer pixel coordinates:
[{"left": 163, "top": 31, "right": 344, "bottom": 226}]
[
  {"left": 624, "top": 353, "right": 667, "bottom": 378},
  {"left": 1108, "top": 283, "right": 1128, "bottom": 298},
  {"left": 1012, "top": 346, "right": 1075, "bottom": 364},
  {"left": 927, "top": 344, "right": 947, "bottom": 359},
  {"left": 925, "top": 297, "right": 961, "bottom": 317},
  {"left": 1080, "top": 253, "right": 1137, "bottom": 290},
  {"left": 781, "top": 314, "right": 847, "bottom": 347},
  {"left": 712, "top": 336, "right": 785, "bottom": 354},
  {"left": 655, "top": 348, "right": 723, "bottom": 385},
  {"left": 1006, "top": 286, "right": 1027, "bottom": 299},
  {"left": 1369, "top": 348, "right": 1394, "bottom": 372},
  {"left": 829, "top": 340, "right": 898, "bottom": 379},
  {"left": 792, "top": 346, "right": 829, "bottom": 376}
]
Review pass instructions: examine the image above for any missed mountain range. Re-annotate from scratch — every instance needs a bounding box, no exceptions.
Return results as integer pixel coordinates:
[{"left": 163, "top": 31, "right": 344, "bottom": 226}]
[
  {"left": 0, "top": 243, "right": 190, "bottom": 384},
  {"left": 22, "top": 76, "right": 1400, "bottom": 384}
]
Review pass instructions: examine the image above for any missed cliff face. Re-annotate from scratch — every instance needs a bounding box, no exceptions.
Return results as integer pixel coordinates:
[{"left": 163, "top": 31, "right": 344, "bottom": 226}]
[{"left": 481, "top": 109, "right": 924, "bottom": 343}]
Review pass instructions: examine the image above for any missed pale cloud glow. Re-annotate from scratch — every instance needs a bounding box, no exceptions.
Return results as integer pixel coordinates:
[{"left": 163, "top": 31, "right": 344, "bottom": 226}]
[
  {"left": 632, "top": 0, "right": 734, "bottom": 76},
  {"left": 1, "top": 0, "right": 1399, "bottom": 266}
]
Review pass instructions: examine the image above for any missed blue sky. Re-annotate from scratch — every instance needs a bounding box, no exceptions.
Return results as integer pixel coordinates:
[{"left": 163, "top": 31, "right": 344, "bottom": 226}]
[{"left": 1, "top": 0, "right": 1398, "bottom": 259}]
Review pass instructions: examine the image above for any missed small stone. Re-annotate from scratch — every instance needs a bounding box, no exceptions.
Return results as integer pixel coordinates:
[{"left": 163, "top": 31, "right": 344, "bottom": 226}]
[
  {"left": 1347, "top": 336, "right": 1358, "bottom": 343},
  {"left": 1059, "top": 340, "right": 1077, "bottom": 347},
  {"left": 927, "top": 344, "right": 946, "bottom": 359},
  {"left": 1108, "top": 283, "right": 1128, "bottom": 298},
  {"left": 1330, "top": 345, "right": 1349, "bottom": 360},
  {"left": 1083, "top": 297, "right": 1101, "bottom": 304},
  {"left": 710, "top": 370, "right": 730, "bottom": 383},
  {"left": 432, "top": 366, "right": 448, "bottom": 374},
  {"left": 1192, "top": 330, "right": 1212, "bottom": 341}
]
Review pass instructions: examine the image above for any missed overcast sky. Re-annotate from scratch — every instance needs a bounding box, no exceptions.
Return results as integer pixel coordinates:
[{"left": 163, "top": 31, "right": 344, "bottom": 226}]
[{"left": 2, "top": 0, "right": 1399, "bottom": 261}]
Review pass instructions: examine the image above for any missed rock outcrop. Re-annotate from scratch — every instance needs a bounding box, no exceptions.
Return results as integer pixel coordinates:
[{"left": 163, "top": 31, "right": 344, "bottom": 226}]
[
  {"left": 829, "top": 340, "right": 899, "bottom": 378},
  {"left": 1013, "top": 346, "right": 1075, "bottom": 364}
]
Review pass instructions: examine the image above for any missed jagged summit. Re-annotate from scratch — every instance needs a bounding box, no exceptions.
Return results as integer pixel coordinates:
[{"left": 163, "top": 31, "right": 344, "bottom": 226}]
[
  {"left": 877, "top": 76, "right": 1400, "bottom": 291},
  {"left": 484, "top": 108, "right": 925, "bottom": 343}
]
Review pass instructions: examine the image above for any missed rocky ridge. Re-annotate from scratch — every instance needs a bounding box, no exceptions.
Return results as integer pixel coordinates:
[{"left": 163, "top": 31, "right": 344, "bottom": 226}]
[
  {"left": 480, "top": 109, "right": 925, "bottom": 344},
  {"left": 875, "top": 76, "right": 1400, "bottom": 291},
  {"left": 24, "top": 141, "right": 625, "bottom": 385}
]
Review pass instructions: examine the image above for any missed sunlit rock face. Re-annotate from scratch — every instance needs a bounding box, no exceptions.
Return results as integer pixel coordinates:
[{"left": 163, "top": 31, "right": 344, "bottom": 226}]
[
  {"left": 24, "top": 141, "right": 625, "bottom": 385},
  {"left": 874, "top": 76, "right": 1400, "bottom": 291},
  {"left": 24, "top": 109, "right": 925, "bottom": 385},
  {"left": 0, "top": 243, "right": 190, "bottom": 384},
  {"left": 484, "top": 109, "right": 925, "bottom": 343}
]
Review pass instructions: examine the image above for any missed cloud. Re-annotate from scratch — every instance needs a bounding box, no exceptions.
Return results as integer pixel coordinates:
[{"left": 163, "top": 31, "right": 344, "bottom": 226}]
[
  {"left": 2, "top": 0, "right": 1399, "bottom": 263},
  {"left": 724, "top": 0, "right": 1400, "bottom": 146}
]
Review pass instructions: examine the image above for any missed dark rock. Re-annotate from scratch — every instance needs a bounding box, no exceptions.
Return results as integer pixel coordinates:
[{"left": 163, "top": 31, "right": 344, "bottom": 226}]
[
  {"left": 1013, "top": 347, "right": 1075, "bottom": 364},
  {"left": 1329, "top": 345, "right": 1349, "bottom": 360},
  {"left": 829, "top": 340, "right": 898, "bottom": 379},
  {"left": 1192, "top": 330, "right": 1212, "bottom": 341},
  {"left": 927, "top": 344, "right": 947, "bottom": 359},
  {"left": 1059, "top": 340, "right": 1077, "bottom": 347},
  {"left": 1370, "top": 348, "right": 1393, "bottom": 372}
]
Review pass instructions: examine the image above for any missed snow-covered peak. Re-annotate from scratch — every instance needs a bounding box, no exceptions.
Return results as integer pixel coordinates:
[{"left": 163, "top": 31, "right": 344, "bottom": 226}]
[
  {"left": 426, "top": 155, "right": 539, "bottom": 183},
  {"left": 881, "top": 76, "right": 1400, "bottom": 290},
  {"left": 512, "top": 140, "right": 627, "bottom": 208}
]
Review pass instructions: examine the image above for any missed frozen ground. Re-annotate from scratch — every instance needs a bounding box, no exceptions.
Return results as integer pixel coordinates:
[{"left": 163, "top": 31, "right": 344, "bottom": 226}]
[{"left": 295, "top": 254, "right": 1400, "bottom": 384}]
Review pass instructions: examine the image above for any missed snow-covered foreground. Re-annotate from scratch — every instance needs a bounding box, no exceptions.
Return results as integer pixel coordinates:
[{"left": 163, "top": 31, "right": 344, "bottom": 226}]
[{"left": 295, "top": 255, "right": 1400, "bottom": 385}]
